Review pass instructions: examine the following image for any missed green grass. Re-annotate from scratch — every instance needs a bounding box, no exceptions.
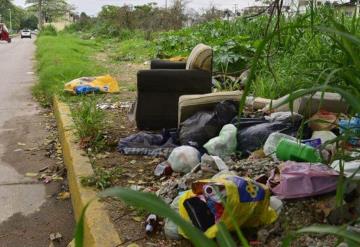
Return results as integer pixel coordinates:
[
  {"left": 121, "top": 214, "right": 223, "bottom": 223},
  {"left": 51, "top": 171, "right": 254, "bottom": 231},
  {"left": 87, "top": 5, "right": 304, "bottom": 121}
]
[
  {"left": 33, "top": 33, "right": 105, "bottom": 106},
  {"left": 110, "top": 38, "right": 156, "bottom": 63}
]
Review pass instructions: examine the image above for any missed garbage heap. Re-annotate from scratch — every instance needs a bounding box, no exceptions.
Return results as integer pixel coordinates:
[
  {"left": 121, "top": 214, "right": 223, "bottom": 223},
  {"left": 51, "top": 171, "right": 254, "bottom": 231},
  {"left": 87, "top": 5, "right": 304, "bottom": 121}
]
[{"left": 117, "top": 96, "right": 360, "bottom": 241}]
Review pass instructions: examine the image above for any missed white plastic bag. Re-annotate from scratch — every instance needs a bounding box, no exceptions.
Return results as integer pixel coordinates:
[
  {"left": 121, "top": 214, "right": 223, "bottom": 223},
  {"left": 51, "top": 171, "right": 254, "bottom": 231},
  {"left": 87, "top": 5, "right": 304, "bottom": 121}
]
[
  {"left": 168, "top": 146, "right": 200, "bottom": 174},
  {"left": 203, "top": 124, "right": 237, "bottom": 158}
]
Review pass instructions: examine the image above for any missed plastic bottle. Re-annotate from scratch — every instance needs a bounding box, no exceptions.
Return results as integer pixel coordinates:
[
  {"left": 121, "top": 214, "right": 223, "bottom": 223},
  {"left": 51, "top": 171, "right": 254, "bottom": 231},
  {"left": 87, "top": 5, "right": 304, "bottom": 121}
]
[
  {"left": 276, "top": 139, "right": 322, "bottom": 163},
  {"left": 339, "top": 116, "right": 360, "bottom": 146},
  {"left": 145, "top": 214, "right": 157, "bottom": 234}
]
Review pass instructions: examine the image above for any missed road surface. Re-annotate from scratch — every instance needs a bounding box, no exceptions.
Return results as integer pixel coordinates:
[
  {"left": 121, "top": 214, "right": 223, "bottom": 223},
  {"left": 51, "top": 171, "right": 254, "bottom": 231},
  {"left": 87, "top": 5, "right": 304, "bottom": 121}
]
[{"left": 0, "top": 37, "right": 74, "bottom": 246}]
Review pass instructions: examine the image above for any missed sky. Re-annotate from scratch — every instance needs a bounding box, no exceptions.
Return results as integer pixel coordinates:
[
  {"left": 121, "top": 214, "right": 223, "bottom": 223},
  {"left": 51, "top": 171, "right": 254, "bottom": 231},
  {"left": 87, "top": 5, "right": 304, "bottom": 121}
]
[{"left": 13, "top": 0, "right": 260, "bottom": 16}]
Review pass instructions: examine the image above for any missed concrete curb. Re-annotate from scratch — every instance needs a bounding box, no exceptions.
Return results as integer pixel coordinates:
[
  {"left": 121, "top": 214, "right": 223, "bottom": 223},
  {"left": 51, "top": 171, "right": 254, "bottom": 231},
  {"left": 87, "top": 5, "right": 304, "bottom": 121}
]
[{"left": 53, "top": 96, "right": 122, "bottom": 247}]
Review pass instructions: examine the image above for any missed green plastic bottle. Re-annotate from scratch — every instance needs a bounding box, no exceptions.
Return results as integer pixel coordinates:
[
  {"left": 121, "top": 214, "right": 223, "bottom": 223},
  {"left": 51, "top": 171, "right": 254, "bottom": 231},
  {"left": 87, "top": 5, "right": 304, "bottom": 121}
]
[{"left": 276, "top": 139, "right": 322, "bottom": 163}]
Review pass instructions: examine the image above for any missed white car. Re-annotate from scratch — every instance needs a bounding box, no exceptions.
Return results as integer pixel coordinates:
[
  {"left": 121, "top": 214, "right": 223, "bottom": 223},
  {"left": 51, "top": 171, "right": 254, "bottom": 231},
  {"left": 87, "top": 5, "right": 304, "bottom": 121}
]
[{"left": 21, "top": 29, "right": 31, "bottom": 39}]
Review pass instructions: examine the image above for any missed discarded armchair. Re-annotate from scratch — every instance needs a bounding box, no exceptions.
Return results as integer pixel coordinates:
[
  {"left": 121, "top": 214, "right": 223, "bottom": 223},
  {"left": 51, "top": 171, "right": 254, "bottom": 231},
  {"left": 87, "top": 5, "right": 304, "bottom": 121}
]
[{"left": 135, "top": 44, "right": 213, "bottom": 130}]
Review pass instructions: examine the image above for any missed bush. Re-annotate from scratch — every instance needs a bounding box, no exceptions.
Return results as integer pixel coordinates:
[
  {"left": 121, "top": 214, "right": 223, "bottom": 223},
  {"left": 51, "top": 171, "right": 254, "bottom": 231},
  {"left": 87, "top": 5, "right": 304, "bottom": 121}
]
[{"left": 39, "top": 25, "right": 58, "bottom": 36}]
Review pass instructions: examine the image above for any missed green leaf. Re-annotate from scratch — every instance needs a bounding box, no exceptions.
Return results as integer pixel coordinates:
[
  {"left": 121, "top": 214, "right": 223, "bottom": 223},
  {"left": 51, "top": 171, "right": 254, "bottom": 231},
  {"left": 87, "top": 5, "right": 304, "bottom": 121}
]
[
  {"left": 75, "top": 202, "right": 91, "bottom": 247},
  {"left": 216, "top": 222, "right": 237, "bottom": 247},
  {"left": 100, "top": 187, "right": 217, "bottom": 247},
  {"left": 297, "top": 225, "right": 360, "bottom": 244}
]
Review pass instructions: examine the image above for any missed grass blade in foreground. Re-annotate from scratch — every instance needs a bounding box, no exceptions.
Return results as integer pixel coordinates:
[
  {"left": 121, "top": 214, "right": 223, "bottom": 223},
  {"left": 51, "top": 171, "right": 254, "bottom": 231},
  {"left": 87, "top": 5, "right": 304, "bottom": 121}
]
[
  {"left": 282, "top": 224, "right": 360, "bottom": 247},
  {"left": 74, "top": 203, "right": 91, "bottom": 247},
  {"left": 216, "top": 222, "right": 237, "bottom": 247},
  {"left": 101, "top": 187, "right": 217, "bottom": 247}
]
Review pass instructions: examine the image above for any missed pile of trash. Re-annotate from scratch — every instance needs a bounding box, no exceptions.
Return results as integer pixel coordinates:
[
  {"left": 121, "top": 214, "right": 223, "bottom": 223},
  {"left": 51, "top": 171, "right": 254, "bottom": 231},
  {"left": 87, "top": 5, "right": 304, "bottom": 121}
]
[{"left": 117, "top": 100, "right": 360, "bottom": 241}]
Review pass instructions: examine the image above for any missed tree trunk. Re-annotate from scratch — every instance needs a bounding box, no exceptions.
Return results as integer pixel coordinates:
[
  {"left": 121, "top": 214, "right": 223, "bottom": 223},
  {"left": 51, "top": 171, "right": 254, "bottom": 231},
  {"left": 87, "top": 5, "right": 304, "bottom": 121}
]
[{"left": 38, "top": 0, "right": 44, "bottom": 29}]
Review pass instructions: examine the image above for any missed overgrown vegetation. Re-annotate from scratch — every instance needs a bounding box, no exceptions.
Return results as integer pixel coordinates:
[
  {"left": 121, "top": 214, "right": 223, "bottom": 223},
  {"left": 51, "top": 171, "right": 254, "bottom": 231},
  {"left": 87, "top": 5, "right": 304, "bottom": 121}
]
[
  {"left": 72, "top": 96, "right": 106, "bottom": 152},
  {"left": 33, "top": 32, "right": 104, "bottom": 105}
]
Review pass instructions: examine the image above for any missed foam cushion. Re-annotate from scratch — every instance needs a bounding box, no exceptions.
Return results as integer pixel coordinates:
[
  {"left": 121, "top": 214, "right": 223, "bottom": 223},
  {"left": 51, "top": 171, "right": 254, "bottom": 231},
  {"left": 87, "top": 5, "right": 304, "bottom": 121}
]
[{"left": 186, "top": 44, "right": 212, "bottom": 72}]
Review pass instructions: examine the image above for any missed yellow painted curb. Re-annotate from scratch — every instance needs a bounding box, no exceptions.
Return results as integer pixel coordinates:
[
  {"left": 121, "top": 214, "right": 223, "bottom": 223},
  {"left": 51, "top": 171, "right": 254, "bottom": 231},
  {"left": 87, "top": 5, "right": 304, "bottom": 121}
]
[{"left": 53, "top": 96, "right": 122, "bottom": 247}]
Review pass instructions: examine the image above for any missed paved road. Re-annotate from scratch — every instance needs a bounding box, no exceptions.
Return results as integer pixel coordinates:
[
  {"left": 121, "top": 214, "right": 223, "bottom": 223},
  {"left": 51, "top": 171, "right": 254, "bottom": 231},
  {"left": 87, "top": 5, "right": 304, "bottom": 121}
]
[{"left": 0, "top": 37, "right": 74, "bottom": 246}]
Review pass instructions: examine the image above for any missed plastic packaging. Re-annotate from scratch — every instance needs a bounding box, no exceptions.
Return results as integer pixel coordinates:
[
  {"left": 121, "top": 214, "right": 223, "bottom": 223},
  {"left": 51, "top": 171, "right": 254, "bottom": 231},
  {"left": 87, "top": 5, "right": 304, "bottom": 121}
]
[
  {"left": 164, "top": 195, "right": 182, "bottom": 240},
  {"left": 331, "top": 160, "right": 360, "bottom": 180},
  {"left": 311, "top": 130, "right": 337, "bottom": 150},
  {"left": 200, "top": 154, "right": 229, "bottom": 172},
  {"left": 267, "top": 161, "right": 339, "bottom": 199},
  {"left": 301, "top": 138, "right": 322, "bottom": 148},
  {"left": 339, "top": 116, "right": 360, "bottom": 146},
  {"left": 263, "top": 132, "right": 297, "bottom": 160},
  {"left": 179, "top": 101, "right": 237, "bottom": 147},
  {"left": 308, "top": 110, "right": 338, "bottom": 131},
  {"left": 276, "top": 139, "right": 322, "bottom": 163},
  {"left": 234, "top": 113, "right": 306, "bottom": 157},
  {"left": 203, "top": 124, "right": 237, "bottom": 158},
  {"left": 154, "top": 163, "right": 173, "bottom": 177},
  {"left": 145, "top": 214, "right": 157, "bottom": 234},
  {"left": 167, "top": 146, "right": 201, "bottom": 174},
  {"left": 64, "top": 75, "right": 120, "bottom": 95},
  {"left": 178, "top": 175, "right": 278, "bottom": 239}
]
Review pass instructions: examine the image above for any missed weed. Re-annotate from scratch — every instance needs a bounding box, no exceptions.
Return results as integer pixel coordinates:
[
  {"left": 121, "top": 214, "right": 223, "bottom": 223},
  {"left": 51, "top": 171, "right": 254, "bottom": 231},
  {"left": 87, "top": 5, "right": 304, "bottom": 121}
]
[
  {"left": 81, "top": 166, "right": 122, "bottom": 190},
  {"left": 72, "top": 96, "right": 105, "bottom": 152}
]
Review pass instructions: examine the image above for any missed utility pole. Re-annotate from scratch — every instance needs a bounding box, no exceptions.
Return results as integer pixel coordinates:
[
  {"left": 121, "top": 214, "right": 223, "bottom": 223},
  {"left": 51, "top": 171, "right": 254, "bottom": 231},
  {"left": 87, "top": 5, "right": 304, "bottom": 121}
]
[
  {"left": 8, "top": 9, "right": 12, "bottom": 33},
  {"left": 165, "top": 0, "right": 168, "bottom": 10}
]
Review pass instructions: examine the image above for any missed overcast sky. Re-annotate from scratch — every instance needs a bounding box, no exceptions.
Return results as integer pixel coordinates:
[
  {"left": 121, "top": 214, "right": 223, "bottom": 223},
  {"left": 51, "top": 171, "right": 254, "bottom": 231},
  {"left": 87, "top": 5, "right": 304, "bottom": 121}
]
[{"left": 13, "top": 0, "right": 261, "bottom": 16}]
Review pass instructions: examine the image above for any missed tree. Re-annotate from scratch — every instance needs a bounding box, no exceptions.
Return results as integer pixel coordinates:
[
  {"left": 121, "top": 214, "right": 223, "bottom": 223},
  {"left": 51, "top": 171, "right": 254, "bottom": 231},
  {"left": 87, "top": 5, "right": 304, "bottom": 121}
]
[{"left": 25, "top": 0, "right": 72, "bottom": 28}]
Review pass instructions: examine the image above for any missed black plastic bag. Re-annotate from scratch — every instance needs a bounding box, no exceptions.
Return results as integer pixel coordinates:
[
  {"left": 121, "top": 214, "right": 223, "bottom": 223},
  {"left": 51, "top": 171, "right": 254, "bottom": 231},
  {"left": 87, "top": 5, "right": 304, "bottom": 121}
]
[
  {"left": 233, "top": 113, "right": 311, "bottom": 157},
  {"left": 179, "top": 101, "right": 238, "bottom": 147}
]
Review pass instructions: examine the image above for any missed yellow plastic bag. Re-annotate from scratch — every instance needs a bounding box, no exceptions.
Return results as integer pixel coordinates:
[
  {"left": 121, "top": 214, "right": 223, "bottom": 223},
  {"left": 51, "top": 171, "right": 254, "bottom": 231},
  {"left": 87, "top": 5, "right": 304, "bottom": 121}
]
[
  {"left": 178, "top": 175, "right": 278, "bottom": 239},
  {"left": 64, "top": 75, "right": 120, "bottom": 94}
]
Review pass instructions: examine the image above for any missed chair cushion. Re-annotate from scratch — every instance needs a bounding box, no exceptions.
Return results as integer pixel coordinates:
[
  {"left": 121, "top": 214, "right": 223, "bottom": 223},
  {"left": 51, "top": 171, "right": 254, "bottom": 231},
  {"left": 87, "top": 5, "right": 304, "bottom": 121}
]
[{"left": 186, "top": 44, "right": 212, "bottom": 72}]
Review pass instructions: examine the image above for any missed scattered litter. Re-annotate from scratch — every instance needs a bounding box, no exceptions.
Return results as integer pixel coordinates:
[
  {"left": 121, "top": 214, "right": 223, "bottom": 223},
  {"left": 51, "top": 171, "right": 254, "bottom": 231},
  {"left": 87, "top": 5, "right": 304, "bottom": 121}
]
[
  {"left": 64, "top": 75, "right": 120, "bottom": 95},
  {"left": 234, "top": 112, "right": 305, "bottom": 157},
  {"left": 154, "top": 162, "right": 173, "bottom": 177},
  {"left": 309, "top": 110, "right": 338, "bottom": 131},
  {"left": 200, "top": 154, "right": 229, "bottom": 173},
  {"left": 331, "top": 160, "right": 360, "bottom": 180},
  {"left": 25, "top": 172, "right": 38, "bottom": 178},
  {"left": 311, "top": 130, "right": 337, "bottom": 150},
  {"left": 13, "top": 149, "right": 23, "bottom": 152},
  {"left": 49, "top": 232, "right": 62, "bottom": 241},
  {"left": 270, "top": 196, "right": 283, "bottom": 214},
  {"left": 145, "top": 214, "right": 158, "bottom": 234},
  {"left": 17, "top": 142, "right": 26, "bottom": 146},
  {"left": 179, "top": 101, "right": 237, "bottom": 147},
  {"left": 178, "top": 175, "right": 277, "bottom": 238},
  {"left": 167, "top": 146, "right": 201, "bottom": 174},
  {"left": 276, "top": 139, "right": 322, "bottom": 163},
  {"left": 164, "top": 195, "right": 182, "bottom": 240},
  {"left": 203, "top": 124, "right": 237, "bottom": 158},
  {"left": 264, "top": 132, "right": 297, "bottom": 160},
  {"left": 118, "top": 130, "right": 178, "bottom": 157},
  {"left": 132, "top": 216, "right": 142, "bottom": 222},
  {"left": 57, "top": 192, "right": 71, "bottom": 200},
  {"left": 339, "top": 116, "right": 360, "bottom": 146},
  {"left": 267, "top": 162, "right": 339, "bottom": 199},
  {"left": 301, "top": 138, "right": 322, "bottom": 148}
]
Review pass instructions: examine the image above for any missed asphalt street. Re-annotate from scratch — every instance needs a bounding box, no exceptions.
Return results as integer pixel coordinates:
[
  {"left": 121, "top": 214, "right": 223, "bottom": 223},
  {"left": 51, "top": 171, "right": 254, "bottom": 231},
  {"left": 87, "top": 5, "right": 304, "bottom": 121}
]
[{"left": 0, "top": 37, "right": 74, "bottom": 247}]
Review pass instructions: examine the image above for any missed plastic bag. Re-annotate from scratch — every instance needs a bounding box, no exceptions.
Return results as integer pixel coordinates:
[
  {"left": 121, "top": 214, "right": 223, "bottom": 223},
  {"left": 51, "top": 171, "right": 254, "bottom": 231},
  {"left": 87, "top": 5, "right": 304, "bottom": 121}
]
[
  {"left": 167, "top": 146, "right": 201, "bottom": 174},
  {"left": 263, "top": 132, "right": 297, "bottom": 160},
  {"left": 204, "top": 124, "right": 237, "bottom": 158},
  {"left": 331, "top": 160, "right": 360, "bottom": 180},
  {"left": 267, "top": 161, "right": 339, "bottom": 199},
  {"left": 308, "top": 110, "right": 338, "bottom": 131},
  {"left": 178, "top": 175, "right": 277, "bottom": 239},
  {"left": 234, "top": 113, "right": 306, "bottom": 157},
  {"left": 179, "top": 101, "right": 237, "bottom": 147},
  {"left": 164, "top": 195, "right": 182, "bottom": 240},
  {"left": 64, "top": 75, "right": 120, "bottom": 95}
]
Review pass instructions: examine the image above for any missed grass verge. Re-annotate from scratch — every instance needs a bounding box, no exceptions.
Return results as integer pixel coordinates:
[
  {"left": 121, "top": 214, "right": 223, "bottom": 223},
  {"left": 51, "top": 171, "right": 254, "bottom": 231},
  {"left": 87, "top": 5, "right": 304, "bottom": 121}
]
[{"left": 33, "top": 33, "right": 105, "bottom": 106}]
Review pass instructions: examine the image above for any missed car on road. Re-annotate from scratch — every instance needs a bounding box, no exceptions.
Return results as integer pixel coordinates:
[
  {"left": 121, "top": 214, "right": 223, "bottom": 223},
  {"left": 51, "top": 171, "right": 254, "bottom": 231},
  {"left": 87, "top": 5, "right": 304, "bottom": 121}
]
[{"left": 21, "top": 29, "right": 32, "bottom": 39}]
